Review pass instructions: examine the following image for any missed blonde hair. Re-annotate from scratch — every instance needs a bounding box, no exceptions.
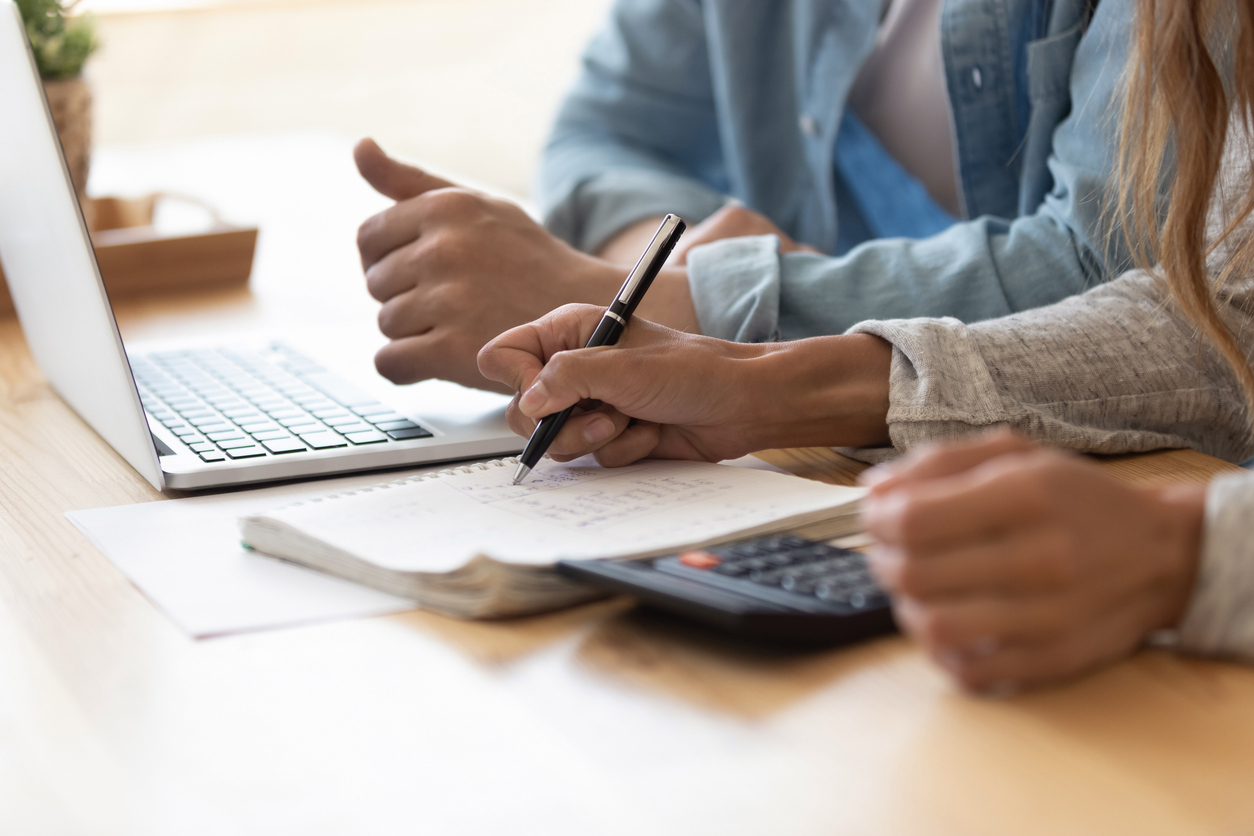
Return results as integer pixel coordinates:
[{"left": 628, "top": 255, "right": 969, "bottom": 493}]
[{"left": 1117, "top": 0, "right": 1254, "bottom": 404}]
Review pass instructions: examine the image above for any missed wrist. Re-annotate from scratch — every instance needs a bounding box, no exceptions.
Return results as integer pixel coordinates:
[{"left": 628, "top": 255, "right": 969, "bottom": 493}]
[
  {"left": 737, "top": 334, "right": 892, "bottom": 450},
  {"left": 580, "top": 257, "right": 700, "bottom": 334},
  {"left": 1148, "top": 484, "right": 1207, "bottom": 628}
]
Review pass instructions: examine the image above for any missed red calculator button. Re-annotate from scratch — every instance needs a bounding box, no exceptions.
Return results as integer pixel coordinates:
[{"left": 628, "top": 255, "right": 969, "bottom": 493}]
[{"left": 678, "top": 550, "right": 721, "bottom": 569}]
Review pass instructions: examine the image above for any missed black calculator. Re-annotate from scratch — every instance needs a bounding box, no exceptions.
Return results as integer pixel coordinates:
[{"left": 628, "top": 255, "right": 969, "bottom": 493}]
[{"left": 557, "top": 534, "right": 897, "bottom": 646}]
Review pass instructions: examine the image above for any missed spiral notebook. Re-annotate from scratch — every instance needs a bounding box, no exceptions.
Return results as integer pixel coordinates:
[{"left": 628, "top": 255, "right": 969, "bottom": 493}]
[{"left": 239, "top": 457, "right": 867, "bottom": 619}]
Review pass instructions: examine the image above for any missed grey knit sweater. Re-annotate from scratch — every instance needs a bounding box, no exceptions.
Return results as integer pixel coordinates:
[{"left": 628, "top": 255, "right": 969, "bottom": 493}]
[{"left": 846, "top": 132, "right": 1254, "bottom": 661}]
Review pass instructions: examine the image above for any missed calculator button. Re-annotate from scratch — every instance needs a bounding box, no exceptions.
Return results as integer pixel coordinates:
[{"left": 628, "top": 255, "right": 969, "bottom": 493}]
[
  {"left": 678, "top": 550, "right": 721, "bottom": 569},
  {"left": 781, "top": 576, "right": 818, "bottom": 595},
  {"left": 714, "top": 563, "right": 748, "bottom": 576}
]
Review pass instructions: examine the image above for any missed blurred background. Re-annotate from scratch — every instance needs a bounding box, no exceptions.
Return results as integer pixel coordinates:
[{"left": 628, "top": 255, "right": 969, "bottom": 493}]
[{"left": 80, "top": 0, "right": 612, "bottom": 200}]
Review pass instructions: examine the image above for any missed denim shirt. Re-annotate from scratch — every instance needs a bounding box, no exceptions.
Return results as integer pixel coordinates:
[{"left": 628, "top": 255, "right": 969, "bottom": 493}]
[{"left": 538, "top": 0, "right": 1131, "bottom": 342}]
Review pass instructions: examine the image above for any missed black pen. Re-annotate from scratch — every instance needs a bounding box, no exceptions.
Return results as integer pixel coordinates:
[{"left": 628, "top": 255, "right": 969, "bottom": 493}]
[{"left": 512, "top": 213, "right": 687, "bottom": 485}]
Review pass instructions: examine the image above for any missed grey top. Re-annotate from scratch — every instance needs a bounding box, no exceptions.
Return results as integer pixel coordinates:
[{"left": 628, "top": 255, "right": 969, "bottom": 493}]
[{"left": 844, "top": 133, "right": 1254, "bottom": 661}]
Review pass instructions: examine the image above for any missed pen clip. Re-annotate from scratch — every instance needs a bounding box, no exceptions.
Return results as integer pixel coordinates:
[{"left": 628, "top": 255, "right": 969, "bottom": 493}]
[{"left": 616, "top": 214, "right": 685, "bottom": 305}]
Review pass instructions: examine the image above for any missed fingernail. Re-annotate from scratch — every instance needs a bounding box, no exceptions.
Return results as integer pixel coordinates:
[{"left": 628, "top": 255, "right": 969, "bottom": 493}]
[
  {"left": 519, "top": 381, "right": 548, "bottom": 414},
  {"left": 583, "top": 415, "right": 615, "bottom": 445},
  {"left": 858, "top": 463, "right": 897, "bottom": 489}
]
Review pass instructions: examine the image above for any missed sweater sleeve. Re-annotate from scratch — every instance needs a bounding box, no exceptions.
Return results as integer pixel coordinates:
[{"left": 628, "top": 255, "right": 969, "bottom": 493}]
[
  {"left": 1175, "top": 474, "right": 1254, "bottom": 660},
  {"left": 845, "top": 267, "right": 1254, "bottom": 464}
]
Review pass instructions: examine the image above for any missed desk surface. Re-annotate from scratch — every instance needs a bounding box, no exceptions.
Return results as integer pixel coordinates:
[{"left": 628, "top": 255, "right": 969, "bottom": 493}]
[{"left": 3, "top": 136, "right": 1253, "bottom": 835}]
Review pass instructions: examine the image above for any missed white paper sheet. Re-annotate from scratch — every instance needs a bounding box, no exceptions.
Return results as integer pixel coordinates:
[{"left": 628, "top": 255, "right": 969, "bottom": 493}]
[{"left": 67, "top": 456, "right": 787, "bottom": 639}]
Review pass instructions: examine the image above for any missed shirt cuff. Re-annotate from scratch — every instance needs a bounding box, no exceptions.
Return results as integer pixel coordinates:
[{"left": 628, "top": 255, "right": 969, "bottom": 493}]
[
  {"left": 845, "top": 317, "right": 1011, "bottom": 451},
  {"left": 686, "top": 234, "right": 783, "bottom": 342},
  {"left": 1177, "top": 473, "right": 1254, "bottom": 661},
  {"left": 543, "top": 168, "right": 726, "bottom": 255}
]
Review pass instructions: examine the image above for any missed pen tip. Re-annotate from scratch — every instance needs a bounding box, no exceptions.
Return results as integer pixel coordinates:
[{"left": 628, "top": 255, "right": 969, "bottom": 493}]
[{"left": 512, "top": 463, "right": 531, "bottom": 485}]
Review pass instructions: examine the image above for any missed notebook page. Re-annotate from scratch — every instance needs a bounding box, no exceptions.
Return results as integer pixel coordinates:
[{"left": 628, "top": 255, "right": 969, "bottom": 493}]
[{"left": 256, "top": 459, "right": 865, "bottom": 574}]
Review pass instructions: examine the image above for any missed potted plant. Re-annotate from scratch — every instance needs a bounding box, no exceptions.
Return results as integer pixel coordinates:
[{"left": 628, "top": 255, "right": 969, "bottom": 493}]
[{"left": 17, "top": 0, "right": 98, "bottom": 202}]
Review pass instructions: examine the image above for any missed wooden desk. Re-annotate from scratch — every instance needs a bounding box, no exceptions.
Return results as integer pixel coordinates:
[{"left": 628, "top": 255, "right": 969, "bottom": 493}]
[{"left": 3, "top": 137, "right": 1253, "bottom": 835}]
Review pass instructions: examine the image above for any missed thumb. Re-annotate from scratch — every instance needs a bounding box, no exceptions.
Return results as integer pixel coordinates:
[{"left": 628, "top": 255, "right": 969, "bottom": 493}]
[{"left": 353, "top": 137, "right": 457, "bottom": 201}]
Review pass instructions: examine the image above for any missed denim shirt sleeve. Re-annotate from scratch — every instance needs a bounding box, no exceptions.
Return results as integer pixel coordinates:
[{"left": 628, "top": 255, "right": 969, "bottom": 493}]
[
  {"left": 537, "top": 0, "right": 729, "bottom": 254},
  {"left": 690, "top": 0, "right": 1131, "bottom": 342}
]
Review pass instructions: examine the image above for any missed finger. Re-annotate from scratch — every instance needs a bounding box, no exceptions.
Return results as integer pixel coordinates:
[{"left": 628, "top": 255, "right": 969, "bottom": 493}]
[
  {"left": 861, "top": 453, "right": 1054, "bottom": 550},
  {"left": 361, "top": 237, "right": 426, "bottom": 303},
  {"left": 375, "top": 289, "right": 440, "bottom": 342},
  {"left": 593, "top": 420, "right": 663, "bottom": 467},
  {"left": 544, "top": 407, "right": 633, "bottom": 460},
  {"left": 940, "top": 633, "right": 1121, "bottom": 695},
  {"left": 515, "top": 346, "right": 636, "bottom": 419},
  {"left": 358, "top": 190, "right": 484, "bottom": 271},
  {"left": 867, "top": 528, "right": 1078, "bottom": 600},
  {"left": 504, "top": 395, "right": 538, "bottom": 439},
  {"left": 892, "top": 594, "right": 1070, "bottom": 658},
  {"left": 478, "top": 304, "right": 607, "bottom": 393},
  {"left": 859, "top": 429, "right": 1034, "bottom": 493},
  {"left": 374, "top": 329, "right": 510, "bottom": 392},
  {"left": 354, "top": 138, "right": 457, "bottom": 202}
]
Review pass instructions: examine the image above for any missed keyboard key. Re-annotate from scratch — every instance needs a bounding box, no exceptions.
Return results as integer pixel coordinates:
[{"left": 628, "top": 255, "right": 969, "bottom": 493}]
[
  {"left": 344, "top": 429, "right": 388, "bottom": 444},
  {"left": 250, "top": 429, "right": 292, "bottom": 441},
  {"left": 311, "top": 407, "right": 351, "bottom": 419},
  {"left": 323, "top": 414, "right": 366, "bottom": 427},
  {"left": 351, "top": 403, "right": 392, "bottom": 417},
  {"left": 265, "top": 408, "right": 304, "bottom": 420},
  {"left": 173, "top": 427, "right": 201, "bottom": 438},
  {"left": 285, "top": 422, "right": 322, "bottom": 435},
  {"left": 189, "top": 441, "right": 216, "bottom": 453},
  {"left": 386, "top": 426, "right": 433, "bottom": 440},
  {"left": 224, "top": 445, "right": 267, "bottom": 459},
  {"left": 277, "top": 415, "right": 316, "bottom": 427},
  {"left": 365, "top": 413, "right": 406, "bottom": 425},
  {"left": 199, "top": 450, "right": 227, "bottom": 462},
  {"left": 207, "top": 430, "right": 246, "bottom": 441},
  {"left": 240, "top": 421, "right": 280, "bottom": 433},
  {"left": 261, "top": 437, "right": 308, "bottom": 454},
  {"left": 217, "top": 437, "right": 259, "bottom": 449},
  {"left": 199, "top": 423, "right": 235, "bottom": 435},
  {"left": 189, "top": 415, "right": 229, "bottom": 427},
  {"left": 375, "top": 419, "right": 419, "bottom": 431},
  {"left": 327, "top": 421, "right": 372, "bottom": 434},
  {"left": 298, "top": 431, "right": 348, "bottom": 449},
  {"left": 163, "top": 422, "right": 191, "bottom": 433}
]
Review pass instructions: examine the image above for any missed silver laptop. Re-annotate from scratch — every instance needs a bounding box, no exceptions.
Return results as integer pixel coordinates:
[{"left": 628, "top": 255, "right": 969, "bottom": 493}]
[{"left": 0, "top": 1, "right": 522, "bottom": 491}]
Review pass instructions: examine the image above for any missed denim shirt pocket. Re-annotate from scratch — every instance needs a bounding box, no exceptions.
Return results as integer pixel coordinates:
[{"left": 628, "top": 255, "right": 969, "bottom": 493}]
[{"left": 1025, "top": 21, "right": 1085, "bottom": 104}]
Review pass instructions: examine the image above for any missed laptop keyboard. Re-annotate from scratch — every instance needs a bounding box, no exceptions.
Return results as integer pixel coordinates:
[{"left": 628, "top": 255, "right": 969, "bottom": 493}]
[{"left": 130, "top": 343, "right": 432, "bottom": 463}]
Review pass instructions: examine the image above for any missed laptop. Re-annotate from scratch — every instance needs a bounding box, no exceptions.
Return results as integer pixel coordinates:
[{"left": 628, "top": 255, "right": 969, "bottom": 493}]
[{"left": 0, "top": 1, "right": 523, "bottom": 491}]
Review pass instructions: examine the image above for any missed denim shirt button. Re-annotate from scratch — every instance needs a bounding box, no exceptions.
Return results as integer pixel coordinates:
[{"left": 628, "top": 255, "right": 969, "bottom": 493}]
[
  {"left": 970, "top": 66, "right": 984, "bottom": 90},
  {"left": 799, "top": 114, "right": 820, "bottom": 136}
]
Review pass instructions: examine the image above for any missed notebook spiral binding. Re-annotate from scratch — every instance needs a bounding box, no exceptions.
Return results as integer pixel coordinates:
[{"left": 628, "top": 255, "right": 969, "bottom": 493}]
[{"left": 279, "top": 456, "right": 524, "bottom": 509}]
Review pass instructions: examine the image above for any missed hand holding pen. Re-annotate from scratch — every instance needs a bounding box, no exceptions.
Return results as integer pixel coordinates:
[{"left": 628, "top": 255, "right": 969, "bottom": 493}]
[{"left": 508, "top": 214, "right": 686, "bottom": 483}]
